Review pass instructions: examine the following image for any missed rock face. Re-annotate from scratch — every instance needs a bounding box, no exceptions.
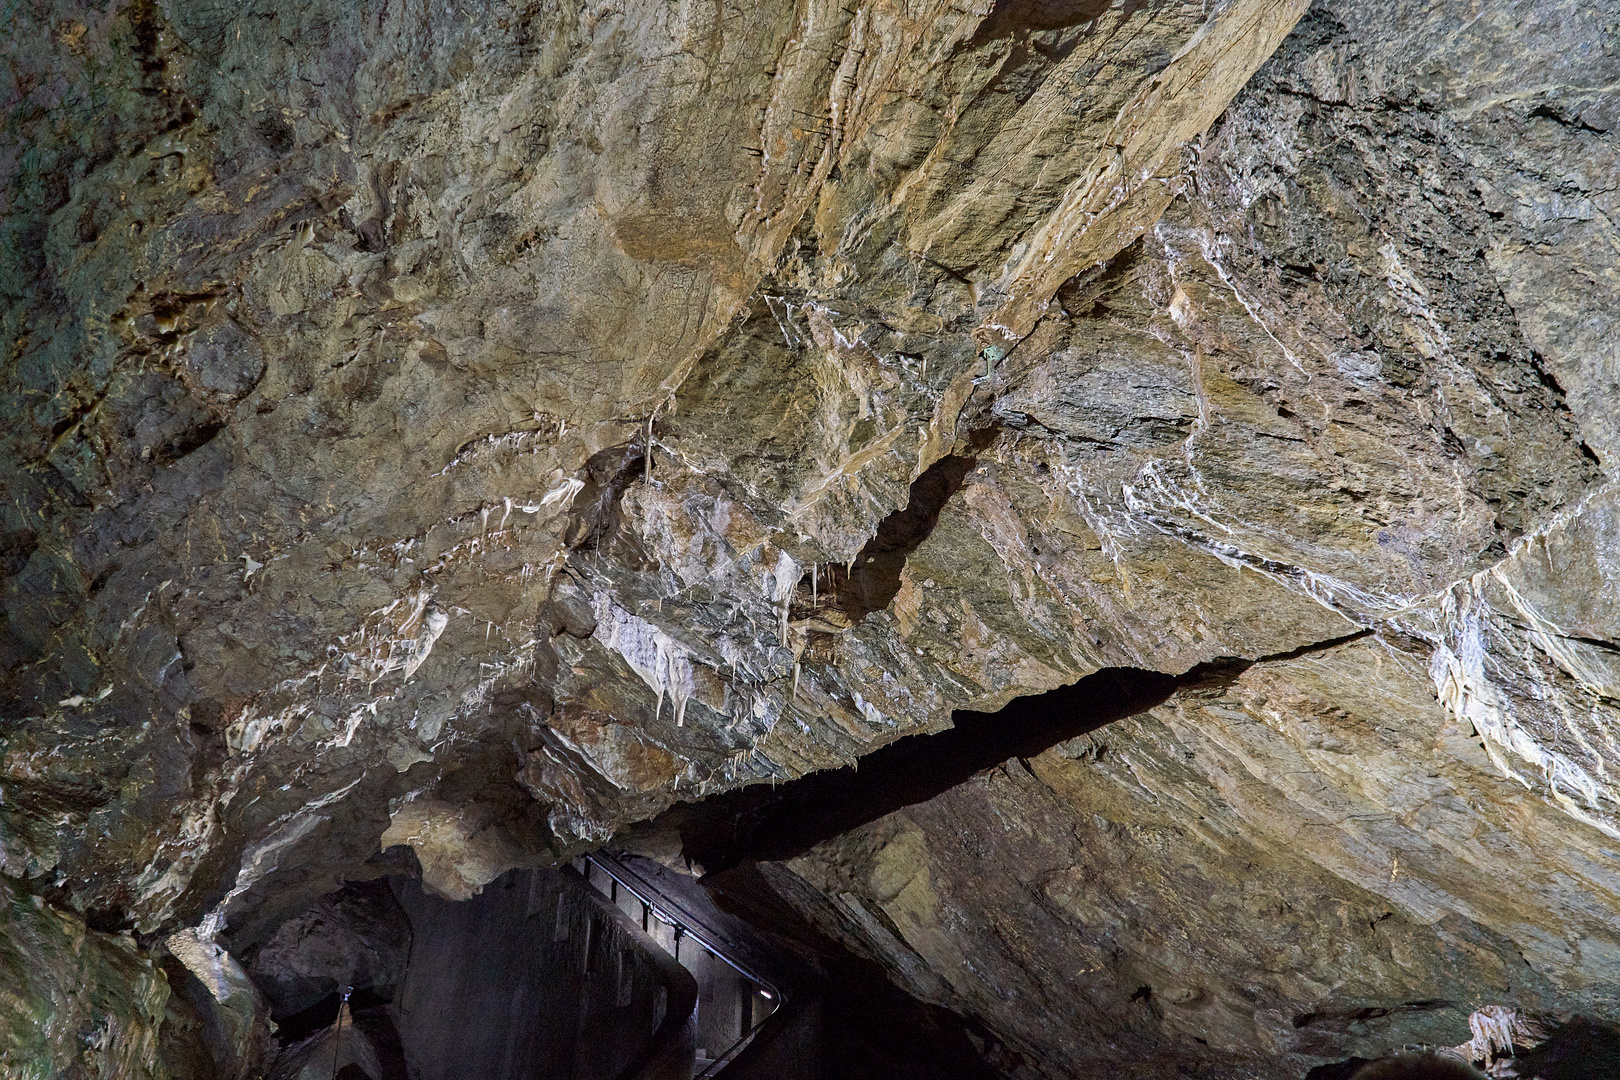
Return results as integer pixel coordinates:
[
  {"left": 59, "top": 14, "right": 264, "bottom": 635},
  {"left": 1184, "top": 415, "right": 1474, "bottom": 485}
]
[
  {"left": 3, "top": 0, "right": 1619, "bottom": 1076},
  {"left": 0, "top": 874, "right": 173, "bottom": 1079}
]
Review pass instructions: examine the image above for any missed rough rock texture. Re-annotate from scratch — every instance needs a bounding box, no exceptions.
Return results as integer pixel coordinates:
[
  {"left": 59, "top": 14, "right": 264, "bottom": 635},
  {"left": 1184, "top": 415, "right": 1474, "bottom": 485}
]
[
  {"left": 242, "top": 879, "right": 409, "bottom": 1019},
  {"left": 0, "top": 875, "right": 172, "bottom": 1079},
  {"left": 3, "top": 0, "right": 1620, "bottom": 1076},
  {"left": 748, "top": 6, "right": 1620, "bottom": 1076}
]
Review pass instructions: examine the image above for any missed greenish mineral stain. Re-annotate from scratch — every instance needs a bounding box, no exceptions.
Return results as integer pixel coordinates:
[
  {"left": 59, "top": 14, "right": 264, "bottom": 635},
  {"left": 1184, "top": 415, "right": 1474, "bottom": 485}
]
[
  {"left": 0, "top": 879, "right": 173, "bottom": 1079},
  {"left": 982, "top": 345, "right": 1006, "bottom": 379}
]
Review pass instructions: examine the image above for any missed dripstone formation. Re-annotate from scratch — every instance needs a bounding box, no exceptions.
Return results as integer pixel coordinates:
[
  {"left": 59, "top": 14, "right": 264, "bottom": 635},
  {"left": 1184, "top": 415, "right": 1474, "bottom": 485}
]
[{"left": 3, "top": 0, "right": 1619, "bottom": 1076}]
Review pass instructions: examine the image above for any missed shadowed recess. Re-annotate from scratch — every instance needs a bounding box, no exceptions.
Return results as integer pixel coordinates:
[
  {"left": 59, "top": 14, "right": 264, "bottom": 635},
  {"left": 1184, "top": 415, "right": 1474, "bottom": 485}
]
[
  {"left": 642, "top": 666, "right": 1170, "bottom": 872},
  {"left": 638, "top": 631, "right": 1372, "bottom": 871},
  {"left": 1486, "top": 1017, "right": 1620, "bottom": 1080},
  {"left": 792, "top": 453, "right": 978, "bottom": 627}
]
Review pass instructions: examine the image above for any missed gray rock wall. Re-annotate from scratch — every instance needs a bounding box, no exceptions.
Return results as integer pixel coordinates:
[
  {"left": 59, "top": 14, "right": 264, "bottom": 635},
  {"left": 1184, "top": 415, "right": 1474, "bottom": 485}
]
[{"left": 2, "top": 0, "right": 1618, "bottom": 1075}]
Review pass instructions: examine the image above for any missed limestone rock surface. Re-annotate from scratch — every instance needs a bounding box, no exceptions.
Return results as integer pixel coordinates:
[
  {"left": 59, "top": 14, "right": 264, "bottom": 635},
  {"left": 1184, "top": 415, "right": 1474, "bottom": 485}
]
[{"left": 3, "top": 0, "right": 1620, "bottom": 1076}]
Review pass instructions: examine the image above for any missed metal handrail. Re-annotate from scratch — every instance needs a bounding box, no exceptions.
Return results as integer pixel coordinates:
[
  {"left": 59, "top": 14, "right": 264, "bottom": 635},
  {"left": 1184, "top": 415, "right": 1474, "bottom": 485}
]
[
  {"left": 581, "top": 853, "right": 788, "bottom": 1077},
  {"left": 582, "top": 854, "right": 784, "bottom": 1000}
]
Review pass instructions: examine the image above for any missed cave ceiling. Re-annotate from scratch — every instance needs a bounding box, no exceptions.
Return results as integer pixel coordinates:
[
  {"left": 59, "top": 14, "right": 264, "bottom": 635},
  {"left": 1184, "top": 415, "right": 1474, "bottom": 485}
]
[{"left": 4, "top": 0, "right": 1620, "bottom": 1076}]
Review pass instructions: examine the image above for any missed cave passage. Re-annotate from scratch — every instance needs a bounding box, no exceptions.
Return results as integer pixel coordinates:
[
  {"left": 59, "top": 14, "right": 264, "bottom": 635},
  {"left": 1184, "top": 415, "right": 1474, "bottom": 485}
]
[{"left": 650, "top": 664, "right": 1180, "bottom": 872}]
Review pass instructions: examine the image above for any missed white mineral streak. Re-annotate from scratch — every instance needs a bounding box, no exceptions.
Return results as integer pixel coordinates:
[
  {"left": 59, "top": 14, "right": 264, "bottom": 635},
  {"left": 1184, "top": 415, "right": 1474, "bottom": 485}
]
[
  {"left": 1380, "top": 240, "right": 1454, "bottom": 360},
  {"left": 227, "top": 697, "right": 315, "bottom": 756},
  {"left": 1117, "top": 457, "right": 1402, "bottom": 618},
  {"left": 1051, "top": 341, "right": 1620, "bottom": 849},
  {"left": 1442, "top": 1004, "right": 1531, "bottom": 1067},
  {"left": 1430, "top": 585, "right": 1620, "bottom": 841},
  {"left": 1468, "top": 1005, "right": 1516, "bottom": 1061},
  {"left": 402, "top": 608, "right": 449, "bottom": 680},
  {"left": 201, "top": 773, "right": 368, "bottom": 935},
  {"left": 132, "top": 792, "right": 225, "bottom": 924},
  {"left": 1192, "top": 227, "right": 1310, "bottom": 374},
  {"left": 544, "top": 724, "right": 622, "bottom": 791},
  {"left": 334, "top": 698, "right": 381, "bottom": 748},
  {"left": 1105, "top": 449, "right": 1620, "bottom": 844},
  {"left": 335, "top": 590, "right": 450, "bottom": 685},
  {"left": 56, "top": 685, "right": 112, "bottom": 708},
  {"left": 592, "top": 593, "right": 699, "bottom": 726},
  {"left": 540, "top": 476, "right": 585, "bottom": 509},
  {"left": 429, "top": 426, "right": 552, "bottom": 477},
  {"left": 762, "top": 294, "right": 804, "bottom": 349},
  {"left": 715, "top": 630, "right": 784, "bottom": 700},
  {"left": 165, "top": 927, "right": 255, "bottom": 1006},
  {"left": 457, "top": 639, "right": 538, "bottom": 728},
  {"left": 772, "top": 548, "right": 800, "bottom": 645},
  {"left": 1488, "top": 566, "right": 1620, "bottom": 705},
  {"left": 850, "top": 689, "right": 886, "bottom": 728}
]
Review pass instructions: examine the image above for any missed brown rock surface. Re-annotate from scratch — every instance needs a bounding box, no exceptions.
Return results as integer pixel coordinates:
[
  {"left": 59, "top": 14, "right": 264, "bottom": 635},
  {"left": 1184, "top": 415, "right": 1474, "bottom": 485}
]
[{"left": 2, "top": 0, "right": 1618, "bottom": 1075}]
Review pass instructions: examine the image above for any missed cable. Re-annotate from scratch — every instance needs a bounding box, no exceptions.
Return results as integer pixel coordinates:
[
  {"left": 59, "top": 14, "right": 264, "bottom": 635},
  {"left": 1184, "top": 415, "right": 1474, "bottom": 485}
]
[{"left": 330, "top": 985, "right": 352, "bottom": 1080}]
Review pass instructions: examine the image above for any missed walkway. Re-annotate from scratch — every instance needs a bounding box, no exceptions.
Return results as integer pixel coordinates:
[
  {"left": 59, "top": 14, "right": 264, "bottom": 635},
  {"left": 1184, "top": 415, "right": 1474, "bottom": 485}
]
[{"left": 577, "top": 853, "right": 792, "bottom": 1077}]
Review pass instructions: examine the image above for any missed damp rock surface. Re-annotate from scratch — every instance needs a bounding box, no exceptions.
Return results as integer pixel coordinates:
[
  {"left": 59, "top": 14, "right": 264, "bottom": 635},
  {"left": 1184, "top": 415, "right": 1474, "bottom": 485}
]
[
  {"left": 2, "top": 0, "right": 1619, "bottom": 1076},
  {"left": 0, "top": 876, "right": 170, "bottom": 1079}
]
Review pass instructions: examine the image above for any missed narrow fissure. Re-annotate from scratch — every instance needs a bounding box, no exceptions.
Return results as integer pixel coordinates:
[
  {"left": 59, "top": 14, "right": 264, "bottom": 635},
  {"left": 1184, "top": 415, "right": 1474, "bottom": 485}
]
[
  {"left": 647, "top": 666, "right": 1169, "bottom": 872},
  {"left": 644, "top": 629, "right": 1375, "bottom": 872},
  {"left": 792, "top": 453, "right": 978, "bottom": 628}
]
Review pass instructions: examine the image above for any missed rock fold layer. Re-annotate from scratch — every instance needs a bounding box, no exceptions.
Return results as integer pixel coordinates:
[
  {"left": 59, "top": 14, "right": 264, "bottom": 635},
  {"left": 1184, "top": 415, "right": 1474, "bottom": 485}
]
[{"left": 2, "top": 0, "right": 1619, "bottom": 1076}]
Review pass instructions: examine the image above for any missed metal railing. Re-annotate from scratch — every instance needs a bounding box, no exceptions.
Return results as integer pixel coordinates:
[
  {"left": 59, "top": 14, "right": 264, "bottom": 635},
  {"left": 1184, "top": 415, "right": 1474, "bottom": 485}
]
[{"left": 580, "top": 853, "right": 787, "bottom": 1078}]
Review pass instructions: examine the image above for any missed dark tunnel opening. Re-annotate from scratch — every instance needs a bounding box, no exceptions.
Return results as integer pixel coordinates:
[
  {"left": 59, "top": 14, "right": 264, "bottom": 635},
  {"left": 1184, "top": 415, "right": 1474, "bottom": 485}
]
[{"left": 270, "top": 988, "right": 410, "bottom": 1080}]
